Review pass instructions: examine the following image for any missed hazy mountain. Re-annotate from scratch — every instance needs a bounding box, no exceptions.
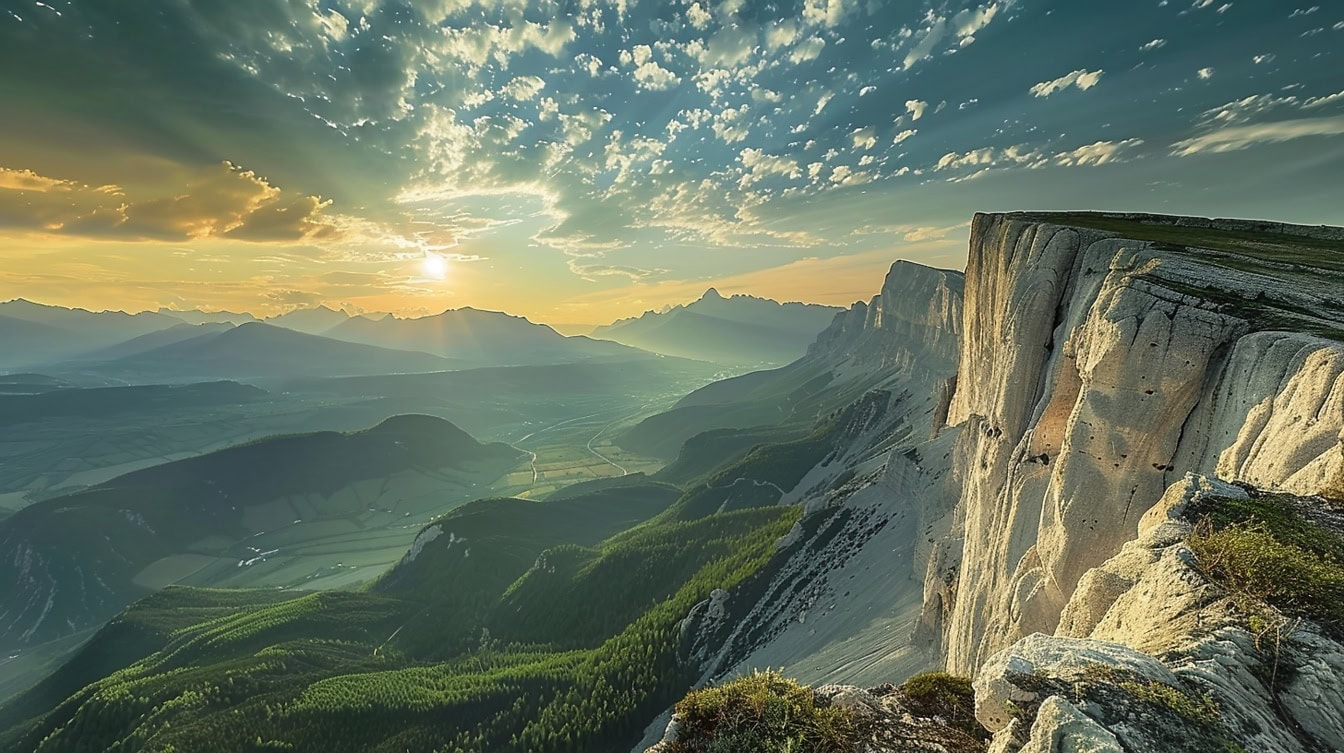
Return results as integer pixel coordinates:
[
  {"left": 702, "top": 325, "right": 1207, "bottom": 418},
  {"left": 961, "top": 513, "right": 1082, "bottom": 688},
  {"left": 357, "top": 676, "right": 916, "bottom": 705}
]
[
  {"left": 264, "top": 305, "right": 352, "bottom": 335},
  {"left": 326, "top": 306, "right": 644, "bottom": 365},
  {"left": 89, "top": 321, "right": 464, "bottom": 381},
  {"left": 618, "top": 262, "right": 963, "bottom": 458},
  {"left": 72, "top": 322, "right": 235, "bottom": 361},
  {"left": 0, "top": 300, "right": 183, "bottom": 369},
  {"left": 0, "top": 414, "right": 523, "bottom": 648},
  {"left": 156, "top": 308, "right": 259, "bottom": 326},
  {"left": 590, "top": 288, "right": 842, "bottom": 366}
]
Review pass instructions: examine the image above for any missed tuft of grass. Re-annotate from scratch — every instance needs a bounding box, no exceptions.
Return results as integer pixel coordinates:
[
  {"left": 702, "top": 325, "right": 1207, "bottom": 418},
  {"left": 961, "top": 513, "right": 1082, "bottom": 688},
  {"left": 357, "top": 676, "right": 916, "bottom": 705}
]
[
  {"left": 1187, "top": 490, "right": 1344, "bottom": 633},
  {"left": 1115, "top": 679, "right": 1220, "bottom": 726},
  {"left": 897, "top": 672, "right": 988, "bottom": 741},
  {"left": 669, "top": 670, "right": 868, "bottom": 753}
]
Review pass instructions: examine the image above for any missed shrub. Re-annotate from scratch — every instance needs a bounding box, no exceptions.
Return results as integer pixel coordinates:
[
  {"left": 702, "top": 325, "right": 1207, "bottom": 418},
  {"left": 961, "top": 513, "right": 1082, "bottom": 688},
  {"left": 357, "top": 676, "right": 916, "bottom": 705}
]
[
  {"left": 897, "top": 672, "right": 986, "bottom": 741},
  {"left": 669, "top": 670, "right": 868, "bottom": 753}
]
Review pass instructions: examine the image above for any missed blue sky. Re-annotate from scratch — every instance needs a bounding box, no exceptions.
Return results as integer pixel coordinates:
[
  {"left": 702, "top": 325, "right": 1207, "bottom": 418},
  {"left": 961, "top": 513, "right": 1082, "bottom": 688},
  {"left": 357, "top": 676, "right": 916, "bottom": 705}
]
[{"left": 1, "top": 0, "right": 1341, "bottom": 323}]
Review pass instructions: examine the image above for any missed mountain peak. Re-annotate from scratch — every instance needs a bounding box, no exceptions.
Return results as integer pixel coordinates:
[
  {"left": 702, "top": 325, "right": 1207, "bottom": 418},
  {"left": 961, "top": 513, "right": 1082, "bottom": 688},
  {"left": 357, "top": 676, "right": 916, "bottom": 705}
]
[{"left": 700, "top": 287, "right": 724, "bottom": 301}]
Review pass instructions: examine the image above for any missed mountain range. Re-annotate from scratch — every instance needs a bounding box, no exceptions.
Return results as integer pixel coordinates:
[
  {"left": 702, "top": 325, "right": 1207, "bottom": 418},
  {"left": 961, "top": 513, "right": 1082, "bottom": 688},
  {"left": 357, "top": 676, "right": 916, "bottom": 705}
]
[{"left": 591, "top": 288, "right": 842, "bottom": 366}]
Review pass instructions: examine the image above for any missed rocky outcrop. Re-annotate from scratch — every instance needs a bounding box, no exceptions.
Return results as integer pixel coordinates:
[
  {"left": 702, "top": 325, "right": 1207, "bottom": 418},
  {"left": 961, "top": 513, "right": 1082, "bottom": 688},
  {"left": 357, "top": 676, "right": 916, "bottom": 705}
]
[
  {"left": 979, "top": 474, "right": 1344, "bottom": 753},
  {"left": 939, "top": 212, "right": 1344, "bottom": 673}
]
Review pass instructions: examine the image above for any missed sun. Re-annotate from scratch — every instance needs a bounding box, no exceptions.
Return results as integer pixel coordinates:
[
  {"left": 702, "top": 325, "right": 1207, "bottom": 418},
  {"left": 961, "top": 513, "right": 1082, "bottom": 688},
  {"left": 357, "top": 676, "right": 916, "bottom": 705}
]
[{"left": 421, "top": 252, "right": 448, "bottom": 280}]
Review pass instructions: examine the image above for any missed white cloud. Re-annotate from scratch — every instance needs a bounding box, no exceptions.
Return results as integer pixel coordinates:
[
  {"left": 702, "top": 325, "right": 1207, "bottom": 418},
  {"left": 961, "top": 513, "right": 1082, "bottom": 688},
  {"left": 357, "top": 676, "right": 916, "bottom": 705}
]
[
  {"left": 802, "top": 0, "right": 848, "bottom": 28},
  {"left": 1140, "top": 38, "right": 1166, "bottom": 51},
  {"left": 1253, "top": 53, "right": 1276, "bottom": 64},
  {"left": 893, "top": 129, "right": 917, "bottom": 144},
  {"left": 738, "top": 148, "right": 800, "bottom": 187},
  {"left": 790, "top": 36, "right": 826, "bottom": 63},
  {"left": 501, "top": 75, "right": 546, "bottom": 101},
  {"left": 765, "top": 21, "right": 799, "bottom": 50},
  {"left": 712, "top": 104, "right": 752, "bottom": 143},
  {"left": 905, "top": 99, "right": 928, "bottom": 121},
  {"left": 1172, "top": 115, "right": 1344, "bottom": 155},
  {"left": 634, "top": 61, "right": 681, "bottom": 90},
  {"left": 1030, "top": 68, "right": 1104, "bottom": 97},
  {"left": 687, "top": 2, "right": 712, "bottom": 29},
  {"left": 850, "top": 127, "right": 877, "bottom": 150},
  {"left": 1197, "top": 67, "right": 1216, "bottom": 80},
  {"left": 1305, "top": 89, "right": 1344, "bottom": 108},
  {"left": 1053, "top": 139, "right": 1145, "bottom": 166}
]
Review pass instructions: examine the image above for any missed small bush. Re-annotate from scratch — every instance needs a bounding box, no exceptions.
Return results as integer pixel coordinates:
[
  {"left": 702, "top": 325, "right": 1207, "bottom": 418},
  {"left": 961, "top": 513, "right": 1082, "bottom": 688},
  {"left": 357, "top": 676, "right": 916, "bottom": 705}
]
[
  {"left": 670, "top": 670, "right": 868, "bottom": 753},
  {"left": 898, "top": 672, "right": 987, "bottom": 741},
  {"left": 1189, "top": 510, "right": 1344, "bottom": 632}
]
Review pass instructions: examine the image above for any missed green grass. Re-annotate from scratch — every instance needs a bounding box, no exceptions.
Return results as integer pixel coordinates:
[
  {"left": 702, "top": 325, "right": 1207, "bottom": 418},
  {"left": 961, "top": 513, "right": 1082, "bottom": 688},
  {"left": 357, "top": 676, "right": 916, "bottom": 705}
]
[
  {"left": 1186, "top": 489, "right": 1344, "bottom": 633},
  {"left": 669, "top": 670, "right": 869, "bottom": 753},
  {"left": 0, "top": 484, "right": 801, "bottom": 753},
  {"left": 898, "top": 672, "right": 986, "bottom": 741},
  {"left": 1017, "top": 212, "right": 1344, "bottom": 271}
]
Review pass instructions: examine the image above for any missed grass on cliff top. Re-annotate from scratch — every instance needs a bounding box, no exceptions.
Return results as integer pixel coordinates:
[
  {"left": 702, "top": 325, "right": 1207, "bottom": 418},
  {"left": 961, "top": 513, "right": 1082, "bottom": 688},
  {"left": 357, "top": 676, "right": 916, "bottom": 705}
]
[
  {"left": 1016, "top": 212, "right": 1344, "bottom": 271},
  {"left": 669, "top": 671, "right": 868, "bottom": 753},
  {"left": 668, "top": 670, "right": 987, "bottom": 753},
  {"left": 896, "top": 672, "right": 987, "bottom": 742},
  {"left": 1187, "top": 489, "right": 1344, "bottom": 633}
]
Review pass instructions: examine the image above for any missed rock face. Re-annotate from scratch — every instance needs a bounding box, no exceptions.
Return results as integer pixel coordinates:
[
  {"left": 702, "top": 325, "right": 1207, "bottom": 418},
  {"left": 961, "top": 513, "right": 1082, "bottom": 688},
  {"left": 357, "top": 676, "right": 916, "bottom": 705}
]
[
  {"left": 939, "top": 212, "right": 1344, "bottom": 673},
  {"left": 644, "top": 211, "right": 1344, "bottom": 753}
]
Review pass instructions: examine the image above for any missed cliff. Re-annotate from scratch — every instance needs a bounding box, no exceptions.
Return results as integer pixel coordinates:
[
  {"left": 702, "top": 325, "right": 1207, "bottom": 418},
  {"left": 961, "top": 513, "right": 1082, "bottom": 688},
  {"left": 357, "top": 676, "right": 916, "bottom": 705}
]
[
  {"left": 938, "top": 212, "right": 1344, "bottom": 672},
  {"left": 647, "top": 211, "right": 1344, "bottom": 753}
]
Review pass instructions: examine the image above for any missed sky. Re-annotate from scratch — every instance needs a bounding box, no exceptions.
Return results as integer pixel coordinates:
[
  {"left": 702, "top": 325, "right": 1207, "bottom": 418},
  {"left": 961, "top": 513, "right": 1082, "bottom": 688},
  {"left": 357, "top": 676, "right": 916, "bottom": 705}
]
[{"left": 1, "top": 0, "right": 1342, "bottom": 326}]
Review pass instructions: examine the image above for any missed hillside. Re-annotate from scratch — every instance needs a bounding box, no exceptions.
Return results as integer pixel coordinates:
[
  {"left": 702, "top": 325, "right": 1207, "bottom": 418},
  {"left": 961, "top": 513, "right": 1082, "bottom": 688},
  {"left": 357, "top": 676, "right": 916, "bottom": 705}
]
[
  {"left": 85, "top": 321, "right": 464, "bottom": 381},
  {"left": 326, "top": 306, "right": 643, "bottom": 365},
  {"left": 591, "top": 288, "right": 842, "bottom": 366},
  {"left": 0, "top": 415, "right": 522, "bottom": 648},
  {"left": 0, "top": 480, "right": 798, "bottom": 753},
  {"left": 618, "top": 260, "right": 963, "bottom": 458}
]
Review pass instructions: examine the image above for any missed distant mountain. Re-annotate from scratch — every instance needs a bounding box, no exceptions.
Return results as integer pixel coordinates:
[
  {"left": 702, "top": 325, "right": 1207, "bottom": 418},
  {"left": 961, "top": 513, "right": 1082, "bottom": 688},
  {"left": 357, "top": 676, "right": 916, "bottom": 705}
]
[
  {"left": 326, "top": 307, "right": 644, "bottom": 365},
  {"left": 87, "top": 321, "right": 464, "bottom": 381},
  {"left": 0, "top": 300, "right": 183, "bottom": 369},
  {"left": 591, "top": 288, "right": 842, "bottom": 366},
  {"left": 264, "top": 305, "right": 351, "bottom": 335},
  {"left": 73, "top": 322, "right": 235, "bottom": 361},
  {"left": 618, "top": 261, "right": 964, "bottom": 458},
  {"left": 156, "top": 308, "right": 258, "bottom": 326},
  {"left": 0, "top": 414, "right": 523, "bottom": 648}
]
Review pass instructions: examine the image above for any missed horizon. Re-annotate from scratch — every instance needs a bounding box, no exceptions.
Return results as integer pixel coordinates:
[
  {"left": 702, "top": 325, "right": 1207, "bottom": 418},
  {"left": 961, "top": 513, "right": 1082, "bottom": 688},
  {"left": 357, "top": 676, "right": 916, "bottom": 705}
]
[
  {"left": 0, "top": 279, "right": 848, "bottom": 330},
  {"left": 3, "top": 3, "right": 1342, "bottom": 323}
]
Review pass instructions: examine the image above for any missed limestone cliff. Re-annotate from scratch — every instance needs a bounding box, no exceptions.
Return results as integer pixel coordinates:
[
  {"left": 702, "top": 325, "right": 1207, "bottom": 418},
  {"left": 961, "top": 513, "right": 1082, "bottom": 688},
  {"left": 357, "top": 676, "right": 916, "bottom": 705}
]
[
  {"left": 645, "top": 211, "right": 1344, "bottom": 753},
  {"left": 938, "top": 212, "right": 1344, "bottom": 673}
]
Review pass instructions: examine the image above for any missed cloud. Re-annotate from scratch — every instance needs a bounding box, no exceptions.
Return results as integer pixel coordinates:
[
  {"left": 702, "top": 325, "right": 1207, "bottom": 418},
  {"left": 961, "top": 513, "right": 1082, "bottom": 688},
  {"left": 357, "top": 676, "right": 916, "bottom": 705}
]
[
  {"left": 501, "top": 75, "right": 546, "bottom": 101},
  {"left": 1197, "top": 67, "right": 1216, "bottom": 80},
  {"left": 1052, "top": 139, "right": 1145, "bottom": 166},
  {"left": 1171, "top": 115, "right": 1344, "bottom": 155},
  {"left": 738, "top": 148, "right": 801, "bottom": 188},
  {"left": 851, "top": 127, "right": 877, "bottom": 150},
  {"left": 789, "top": 36, "right": 826, "bottom": 63},
  {"left": 1030, "top": 69, "right": 1104, "bottom": 97},
  {"left": 0, "top": 161, "right": 341, "bottom": 243},
  {"left": 802, "top": 0, "right": 848, "bottom": 28},
  {"left": 1140, "top": 38, "right": 1167, "bottom": 51},
  {"left": 686, "top": 2, "right": 712, "bottom": 29},
  {"left": 905, "top": 99, "right": 928, "bottom": 120},
  {"left": 633, "top": 61, "right": 681, "bottom": 90},
  {"left": 893, "top": 129, "right": 918, "bottom": 144}
]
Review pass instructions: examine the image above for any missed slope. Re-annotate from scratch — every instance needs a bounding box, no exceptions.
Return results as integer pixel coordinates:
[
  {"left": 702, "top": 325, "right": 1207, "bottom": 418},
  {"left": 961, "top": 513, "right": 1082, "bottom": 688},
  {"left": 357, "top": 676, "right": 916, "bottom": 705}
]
[{"left": 0, "top": 414, "right": 523, "bottom": 648}]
